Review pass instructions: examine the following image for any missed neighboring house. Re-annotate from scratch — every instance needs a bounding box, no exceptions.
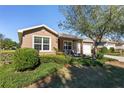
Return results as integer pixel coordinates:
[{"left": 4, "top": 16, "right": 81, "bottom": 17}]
[
  {"left": 98, "top": 39, "right": 116, "bottom": 49},
  {"left": 18, "top": 24, "right": 83, "bottom": 54},
  {"left": 115, "top": 42, "right": 124, "bottom": 50},
  {"left": 83, "top": 38, "right": 117, "bottom": 56}
]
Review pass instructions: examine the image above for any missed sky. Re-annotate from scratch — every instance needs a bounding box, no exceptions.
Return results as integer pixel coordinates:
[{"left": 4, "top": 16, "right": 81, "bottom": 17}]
[{"left": 0, "top": 5, "right": 64, "bottom": 42}]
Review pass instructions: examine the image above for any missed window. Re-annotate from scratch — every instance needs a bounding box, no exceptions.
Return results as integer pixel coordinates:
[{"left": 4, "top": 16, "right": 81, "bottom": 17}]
[
  {"left": 34, "top": 37, "right": 42, "bottom": 50},
  {"left": 43, "top": 37, "right": 49, "bottom": 50},
  {"left": 64, "top": 41, "right": 72, "bottom": 50},
  {"left": 33, "top": 36, "right": 50, "bottom": 51},
  {"left": 34, "top": 44, "right": 42, "bottom": 50}
]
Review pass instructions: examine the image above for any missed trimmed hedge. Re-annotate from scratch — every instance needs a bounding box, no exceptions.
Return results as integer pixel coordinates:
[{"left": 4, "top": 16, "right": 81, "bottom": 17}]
[
  {"left": 13, "top": 48, "right": 40, "bottom": 71},
  {"left": 109, "top": 47, "right": 115, "bottom": 53},
  {"left": 96, "top": 53, "right": 104, "bottom": 59},
  {"left": 0, "top": 50, "right": 15, "bottom": 64}
]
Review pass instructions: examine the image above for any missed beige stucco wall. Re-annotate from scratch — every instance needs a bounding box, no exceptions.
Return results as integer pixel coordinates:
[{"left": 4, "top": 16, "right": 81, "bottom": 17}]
[{"left": 21, "top": 28, "right": 58, "bottom": 54}]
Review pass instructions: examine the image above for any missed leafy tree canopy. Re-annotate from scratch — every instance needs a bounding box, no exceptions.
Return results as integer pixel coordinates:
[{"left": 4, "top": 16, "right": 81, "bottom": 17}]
[
  {"left": 59, "top": 5, "right": 124, "bottom": 43},
  {"left": 59, "top": 5, "right": 124, "bottom": 59}
]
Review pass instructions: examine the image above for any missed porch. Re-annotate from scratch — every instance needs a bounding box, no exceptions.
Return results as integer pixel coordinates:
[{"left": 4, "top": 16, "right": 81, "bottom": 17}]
[{"left": 58, "top": 37, "right": 83, "bottom": 55}]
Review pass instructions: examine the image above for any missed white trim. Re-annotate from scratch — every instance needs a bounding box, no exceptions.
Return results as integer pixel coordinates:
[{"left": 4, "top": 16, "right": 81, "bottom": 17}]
[
  {"left": 18, "top": 24, "right": 58, "bottom": 35},
  {"left": 32, "top": 35, "right": 52, "bottom": 52}
]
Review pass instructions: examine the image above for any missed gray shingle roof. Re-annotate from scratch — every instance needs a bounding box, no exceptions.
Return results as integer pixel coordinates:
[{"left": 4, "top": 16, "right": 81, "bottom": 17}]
[{"left": 59, "top": 33, "right": 82, "bottom": 40}]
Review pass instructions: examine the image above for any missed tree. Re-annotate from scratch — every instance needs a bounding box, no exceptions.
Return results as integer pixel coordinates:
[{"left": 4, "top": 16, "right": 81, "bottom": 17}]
[
  {"left": 59, "top": 5, "right": 124, "bottom": 60},
  {"left": 0, "top": 33, "right": 19, "bottom": 50},
  {"left": 0, "top": 33, "right": 4, "bottom": 40},
  {"left": 0, "top": 33, "right": 4, "bottom": 50},
  {"left": 3, "top": 38, "right": 19, "bottom": 50}
]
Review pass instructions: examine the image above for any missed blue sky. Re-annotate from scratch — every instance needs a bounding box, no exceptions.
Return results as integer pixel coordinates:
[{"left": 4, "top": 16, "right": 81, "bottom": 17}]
[{"left": 0, "top": 5, "right": 64, "bottom": 42}]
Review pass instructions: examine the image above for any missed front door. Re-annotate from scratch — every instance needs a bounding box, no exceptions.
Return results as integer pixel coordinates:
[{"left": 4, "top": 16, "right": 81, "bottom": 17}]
[{"left": 63, "top": 41, "right": 72, "bottom": 52}]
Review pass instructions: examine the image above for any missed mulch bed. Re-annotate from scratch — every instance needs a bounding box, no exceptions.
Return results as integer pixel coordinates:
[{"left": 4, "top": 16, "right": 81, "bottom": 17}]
[{"left": 27, "top": 75, "right": 53, "bottom": 88}]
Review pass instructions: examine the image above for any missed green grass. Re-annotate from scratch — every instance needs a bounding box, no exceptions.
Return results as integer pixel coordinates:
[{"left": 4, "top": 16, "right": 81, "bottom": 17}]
[
  {"left": 97, "top": 57, "right": 117, "bottom": 63},
  {"left": 0, "top": 54, "right": 118, "bottom": 88},
  {"left": 70, "top": 56, "right": 115, "bottom": 66},
  {"left": 0, "top": 62, "right": 63, "bottom": 88},
  {"left": 0, "top": 50, "right": 15, "bottom": 53},
  {"left": 40, "top": 54, "right": 71, "bottom": 64}
]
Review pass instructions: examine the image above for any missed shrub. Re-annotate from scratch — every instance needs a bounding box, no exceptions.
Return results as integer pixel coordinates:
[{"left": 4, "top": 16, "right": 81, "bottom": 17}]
[
  {"left": 109, "top": 47, "right": 115, "bottom": 53},
  {"left": 53, "top": 47, "right": 64, "bottom": 55},
  {"left": 0, "top": 50, "right": 15, "bottom": 64},
  {"left": 70, "top": 57, "right": 103, "bottom": 66},
  {"left": 53, "top": 47, "right": 58, "bottom": 54},
  {"left": 40, "top": 55, "right": 71, "bottom": 64},
  {"left": 99, "top": 47, "right": 108, "bottom": 54},
  {"left": 56, "top": 52, "right": 64, "bottom": 55},
  {"left": 70, "top": 58, "right": 81, "bottom": 65},
  {"left": 13, "top": 48, "right": 40, "bottom": 71},
  {"left": 98, "top": 57, "right": 117, "bottom": 63},
  {"left": 96, "top": 53, "right": 104, "bottom": 59},
  {"left": 0, "top": 62, "right": 62, "bottom": 88}
]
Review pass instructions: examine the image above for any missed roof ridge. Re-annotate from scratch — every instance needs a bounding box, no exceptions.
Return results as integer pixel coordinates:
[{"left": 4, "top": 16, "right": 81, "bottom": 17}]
[{"left": 18, "top": 24, "right": 58, "bottom": 35}]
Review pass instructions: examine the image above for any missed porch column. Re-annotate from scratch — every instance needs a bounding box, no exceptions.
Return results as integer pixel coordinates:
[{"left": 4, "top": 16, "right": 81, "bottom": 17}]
[{"left": 58, "top": 38, "right": 63, "bottom": 52}]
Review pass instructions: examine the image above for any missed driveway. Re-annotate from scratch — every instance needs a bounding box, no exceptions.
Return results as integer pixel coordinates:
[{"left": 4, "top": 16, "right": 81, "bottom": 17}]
[{"left": 104, "top": 55, "right": 124, "bottom": 62}]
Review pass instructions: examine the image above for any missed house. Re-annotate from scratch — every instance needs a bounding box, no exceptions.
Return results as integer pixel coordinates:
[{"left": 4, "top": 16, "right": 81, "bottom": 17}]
[
  {"left": 115, "top": 42, "right": 124, "bottom": 50},
  {"left": 97, "top": 39, "right": 116, "bottom": 49},
  {"left": 18, "top": 24, "right": 83, "bottom": 55}
]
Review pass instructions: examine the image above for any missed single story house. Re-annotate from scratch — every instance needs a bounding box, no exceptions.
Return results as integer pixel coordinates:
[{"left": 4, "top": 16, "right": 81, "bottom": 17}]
[
  {"left": 98, "top": 39, "right": 116, "bottom": 49},
  {"left": 18, "top": 24, "right": 122, "bottom": 56},
  {"left": 18, "top": 24, "right": 83, "bottom": 55},
  {"left": 115, "top": 42, "right": 124, "bottom": 50}
]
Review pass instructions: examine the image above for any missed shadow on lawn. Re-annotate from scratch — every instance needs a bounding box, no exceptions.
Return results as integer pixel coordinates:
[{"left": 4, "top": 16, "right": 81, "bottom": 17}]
[{"left": 33, "top": 64, "right": 124, "bottom": 88}]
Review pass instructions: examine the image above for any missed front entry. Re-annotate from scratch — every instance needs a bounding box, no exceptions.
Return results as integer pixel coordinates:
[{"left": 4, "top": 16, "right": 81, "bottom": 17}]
[{"left": 63, "top": 41, "right": 73, "bottom": 52}]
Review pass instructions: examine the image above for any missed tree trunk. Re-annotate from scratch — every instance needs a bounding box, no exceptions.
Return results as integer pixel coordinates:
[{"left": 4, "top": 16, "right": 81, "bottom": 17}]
[{"left": 92, "top": 41, "right": 98, "bottom": 60}]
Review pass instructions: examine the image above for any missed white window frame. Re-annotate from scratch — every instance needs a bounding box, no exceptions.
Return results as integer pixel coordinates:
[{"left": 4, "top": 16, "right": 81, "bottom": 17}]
[
  {"left": 32, "top": 35, "right": 51, "bottom": 52},
  {"left": 63, "top": 40, "right": 73, "bottom": 50}
]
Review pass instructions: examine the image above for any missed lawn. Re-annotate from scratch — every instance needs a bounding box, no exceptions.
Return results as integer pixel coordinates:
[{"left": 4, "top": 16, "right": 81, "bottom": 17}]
[
  {"left": 97, "top": 57, "right": 117, "bottom": 63},
  {"left": 0, "top": 51, "right": 69, "bottom": 88},
  {"left": 25, "top": 56, "right": 124, "bottom": 88},
  {"left": 39, "top": 64, "right": 124, "bottom": 88},
  {"left": 0, "top": 52, "right": 123, "bottom": 88},
  {"left": 0, "top": 62, "right": 63, "bottom": 88}
]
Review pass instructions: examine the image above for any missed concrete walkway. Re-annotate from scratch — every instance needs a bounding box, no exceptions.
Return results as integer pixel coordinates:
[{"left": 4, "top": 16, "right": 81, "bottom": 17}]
[{"left": 104, "top": 55, "right": 124, "bottom": 62}]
